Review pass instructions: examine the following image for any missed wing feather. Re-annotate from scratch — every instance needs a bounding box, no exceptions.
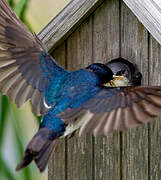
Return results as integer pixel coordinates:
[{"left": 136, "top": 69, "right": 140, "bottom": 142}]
[
  {"left": 0, "top": 0, "right": 67, "bottom": 115},
  {"left": 93, "top": 113, "right": 109, "bottom": 136},
  {"left": 103, "top": 110, "right": 116, "bottom": 135},
  {"left": 78, "top": 112, "right": 100, "bottom": 136},
  {"left": 60, "top": 86, "right": 161, "bottom": 136}
]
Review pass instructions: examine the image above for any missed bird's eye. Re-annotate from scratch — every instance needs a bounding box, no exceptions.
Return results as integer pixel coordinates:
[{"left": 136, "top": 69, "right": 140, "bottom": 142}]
[
  {"left": 135, "top": 72, "right": 142, "bottom": 79},
  {"left": 92, "top": 68, "right": 97, "bottom": 72},
  {"left": 116, "top": 69, "right": 126, "bottom": 76}
]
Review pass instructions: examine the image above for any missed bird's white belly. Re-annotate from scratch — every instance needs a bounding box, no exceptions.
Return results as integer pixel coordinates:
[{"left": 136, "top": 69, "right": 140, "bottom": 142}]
[{"left": 61, "top": 111, "right": 92, "bottom": 137}]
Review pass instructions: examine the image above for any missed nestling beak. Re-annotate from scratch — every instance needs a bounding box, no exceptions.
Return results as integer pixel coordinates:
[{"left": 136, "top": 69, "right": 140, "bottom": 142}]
[{"left": 104, "top": 75, "right": 129, "bottom": 87}]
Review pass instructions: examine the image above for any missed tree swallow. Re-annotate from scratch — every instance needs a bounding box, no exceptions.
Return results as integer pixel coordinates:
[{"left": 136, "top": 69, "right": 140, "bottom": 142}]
[{"left": 0, "top": 0, "right": 161, "bottom": 172}]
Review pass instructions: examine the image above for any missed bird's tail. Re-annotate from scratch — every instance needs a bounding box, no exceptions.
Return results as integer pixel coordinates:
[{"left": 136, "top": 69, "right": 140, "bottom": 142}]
[{"left": 16, "top": 128, "right": 59, "bottom": 172}]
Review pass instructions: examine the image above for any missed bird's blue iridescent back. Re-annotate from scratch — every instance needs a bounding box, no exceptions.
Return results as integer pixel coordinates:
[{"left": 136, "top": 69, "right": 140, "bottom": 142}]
[{"left": 41, "top": 69, "right": 103, "bottom": 131}]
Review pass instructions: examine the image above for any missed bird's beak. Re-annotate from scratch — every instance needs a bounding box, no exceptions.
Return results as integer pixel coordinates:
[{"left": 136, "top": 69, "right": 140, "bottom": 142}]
[
  {"left": 109, "top": 76, "right": 121, "bottom": 87},
  {"left": 104, "top": 75, "right": 129, "bottom": 87},
  {"left": 111, "top": 75, "right": 129, "bottom": 87}
]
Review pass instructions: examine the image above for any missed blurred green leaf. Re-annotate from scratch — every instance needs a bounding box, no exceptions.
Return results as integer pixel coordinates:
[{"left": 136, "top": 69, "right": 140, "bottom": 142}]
[
  {"left": 14, "top": 0, "right": 27, "bottom": 17},
  {"left": 14, "top": 0, "right": 33, "bottom": 32},
  {"left": 10, "top": 105, "right": 32, "bottom": 180},
  {"left": 1, "top": 1, "right": 34, "bottom": 180},
  {"left": 0, "top": 96, "right": 9, "bottom": 151},
  {"left": 0, "top": 156, "right": 15, "bottom": 180},
  {"left": 0, "top": 96, "right": 13, "bottom": 180},
  {"left": 8, "top": 0, "right": 15, "bottom": 7},
  {"left": 36, "top": 115, "right": 42, "bottom": 125}
]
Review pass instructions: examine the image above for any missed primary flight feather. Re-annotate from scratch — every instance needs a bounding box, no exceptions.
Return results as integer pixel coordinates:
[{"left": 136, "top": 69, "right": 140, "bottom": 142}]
[{"left": 0, "top": 0, "right": 161, "bottom": 172}]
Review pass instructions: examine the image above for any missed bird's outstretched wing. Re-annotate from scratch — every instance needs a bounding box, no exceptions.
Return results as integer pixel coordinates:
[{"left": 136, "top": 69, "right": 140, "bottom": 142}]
[
  {"left": 59, "top": 86, "right": 161, "bottom": 136},
  {"left": 0, "top": 0, "right": 67, "bottom": 115}
]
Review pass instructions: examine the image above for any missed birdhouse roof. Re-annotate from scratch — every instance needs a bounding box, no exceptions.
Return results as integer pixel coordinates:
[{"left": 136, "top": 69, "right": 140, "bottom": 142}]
[{"left": 38, "top": 0, "right": 161, "bottom": 52}]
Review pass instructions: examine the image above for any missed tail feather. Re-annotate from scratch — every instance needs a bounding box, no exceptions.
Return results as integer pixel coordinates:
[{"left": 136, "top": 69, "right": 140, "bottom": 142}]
[
  {"left": 16, "top": 128, "right": 58, "bottom": 172},
  {"left": 35, "top": 140, "right": 57, "bottom": 172}
]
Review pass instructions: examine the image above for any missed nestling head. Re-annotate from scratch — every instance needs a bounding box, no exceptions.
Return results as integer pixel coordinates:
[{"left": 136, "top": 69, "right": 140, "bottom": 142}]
[
  {"left": 106, "top": 58, "right": 142, "bottom": 86},
  {"left": 86, "top": 63, "right": 114, "bottom": 84}
]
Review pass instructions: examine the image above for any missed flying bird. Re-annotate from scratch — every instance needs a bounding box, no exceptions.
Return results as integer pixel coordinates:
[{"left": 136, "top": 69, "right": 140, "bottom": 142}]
[{"left": 0, "top": 0, "right": 161, "bottom": 172}]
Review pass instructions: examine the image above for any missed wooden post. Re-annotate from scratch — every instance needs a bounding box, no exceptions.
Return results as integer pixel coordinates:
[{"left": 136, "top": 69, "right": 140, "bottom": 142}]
[
  {"left": 123, "top": 0, "right": 161, "bottom": 47},
  {"left": 121, "top": 2, "right": 149, "bottom": 179},
  {"left": 38, "top": 0, "right": 161, "bottom": 179}
]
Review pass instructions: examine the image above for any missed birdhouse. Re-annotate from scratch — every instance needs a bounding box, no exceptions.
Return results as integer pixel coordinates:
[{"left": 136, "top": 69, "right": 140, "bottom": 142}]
[{"left": 38, "top": 0, "right": 161, "bottom": 179}]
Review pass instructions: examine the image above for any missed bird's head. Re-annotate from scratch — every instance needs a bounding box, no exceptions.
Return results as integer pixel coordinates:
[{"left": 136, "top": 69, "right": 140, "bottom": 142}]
[
  {"left": 86, "top": 63, "right": 114, "bottom": 84},
  {"left": 106, "top": 58, "right": 142, "bottom": 86}
]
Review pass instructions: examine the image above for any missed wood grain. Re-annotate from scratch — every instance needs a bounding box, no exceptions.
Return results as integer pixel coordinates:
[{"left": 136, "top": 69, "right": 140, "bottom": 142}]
[
  {"left": 66, "top": 17, "right": 93, "bottom": 180},
  {"left": 149, "top": 36, "right": 161, "bottom": 180},
  {"left": 38, "top": 0, "right": 105, "bottom": 52},
  {"left": 123, "top": 0, "right": 161, "bottom": 47},
  {"left": 93, "top": 0, "right": 120, "bottom": 179},
  {"left": 48, "top": 43, "right": 66, "bottom": 180},
  {"left": 45, "top": 0, "right": 161, "bottom": 179},
  {"left": 121, "top": 2, "right": 149, "bottom": 179}
]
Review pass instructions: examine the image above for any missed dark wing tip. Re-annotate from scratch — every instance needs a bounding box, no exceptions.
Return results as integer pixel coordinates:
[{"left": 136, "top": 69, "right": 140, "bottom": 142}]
[
  {"left": 16, "top": 164, "right": 23, "bottom": 171},
  {"left": 16, "top": 151, "right": 33, "bottom": 171},
  {"left": 16, "top": 163, "right": 25, "bottom": 172},
  {"left": 16, "top": 128, "right": 58, "bottom": 172}
]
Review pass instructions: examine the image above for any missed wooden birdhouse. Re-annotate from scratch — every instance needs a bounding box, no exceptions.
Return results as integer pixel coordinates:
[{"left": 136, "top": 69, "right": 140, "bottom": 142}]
[{"left": 38, "top": 0, "right": 161, "bottom": 179}]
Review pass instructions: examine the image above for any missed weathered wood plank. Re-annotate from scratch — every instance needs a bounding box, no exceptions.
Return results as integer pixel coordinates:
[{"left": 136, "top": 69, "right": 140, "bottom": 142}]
[
  {"left": 66, "top": 17, "right": 93, "bottom": 180},
  {"left": 38, "top": 0, "right": 105, "bottom": 52},
  {"left": 93, "top": 0, "right": 120, "bottom": 179},
  {"left": 48, "top": 43, "right": 66, "bottom": 180},
  {"left": 121, "top": 2, "right": 149, "bottom": 179},
  {"left": 123, "top": 0, "right": 161, "bottom": 46},
  {"left": 43, "top": 0, "right": 161, "bottom": 179},
  {"left": 149, "top": 36, "right": 161, "bottom": 180}
]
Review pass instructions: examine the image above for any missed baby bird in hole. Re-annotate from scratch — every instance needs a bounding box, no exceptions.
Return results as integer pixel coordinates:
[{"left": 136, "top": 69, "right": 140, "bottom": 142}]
[{"left": 0, "top": 0, "right": 160, "bottom": 172}]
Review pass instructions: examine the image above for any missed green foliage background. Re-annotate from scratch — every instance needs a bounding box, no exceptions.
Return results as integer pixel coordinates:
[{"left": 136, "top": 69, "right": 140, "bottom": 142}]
[{"left": 0, "top": 0, "right": 47, "bottom": 179}]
